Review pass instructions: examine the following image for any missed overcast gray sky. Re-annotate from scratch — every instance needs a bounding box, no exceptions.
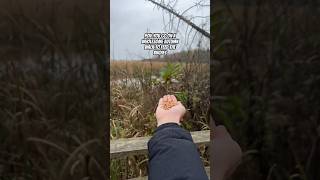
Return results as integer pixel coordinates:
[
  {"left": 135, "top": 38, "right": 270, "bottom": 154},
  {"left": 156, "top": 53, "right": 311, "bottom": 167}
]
[{"left": 111, "top": 0, "right": 210, "bottom": 60}]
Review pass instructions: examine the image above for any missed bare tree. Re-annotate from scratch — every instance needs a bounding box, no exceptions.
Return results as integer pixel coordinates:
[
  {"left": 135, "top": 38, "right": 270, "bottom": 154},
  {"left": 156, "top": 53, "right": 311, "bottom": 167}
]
[{"left": 147, "top": 0, "right": 211, "bottom": 39}]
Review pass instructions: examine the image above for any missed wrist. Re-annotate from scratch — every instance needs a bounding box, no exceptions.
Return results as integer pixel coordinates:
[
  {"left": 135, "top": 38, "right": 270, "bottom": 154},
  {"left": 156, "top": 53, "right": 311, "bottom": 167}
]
[
  {"left": 157, "top": 115, "right": 181, "bottom": 127},
  {"left": 156, "top": 122, "right": 180, "bottom": 131},
  {"left": 157, "top": 118, "right": 180, "bottom": 127}
]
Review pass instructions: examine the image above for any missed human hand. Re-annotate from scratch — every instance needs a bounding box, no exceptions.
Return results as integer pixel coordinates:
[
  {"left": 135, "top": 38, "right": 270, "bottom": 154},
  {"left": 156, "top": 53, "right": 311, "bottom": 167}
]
[
  {"left": 211, "top": 121, "right": 242, "bottom": 180},
  {"left": 155, "top": 95, "right": 186, "bottom": 127}
]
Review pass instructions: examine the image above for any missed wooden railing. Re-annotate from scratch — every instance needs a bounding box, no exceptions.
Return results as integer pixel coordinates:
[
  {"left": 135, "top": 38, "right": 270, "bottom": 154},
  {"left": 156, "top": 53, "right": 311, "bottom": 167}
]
[{"left": 110, "top": 130, "right": 211, "bottom": 179}]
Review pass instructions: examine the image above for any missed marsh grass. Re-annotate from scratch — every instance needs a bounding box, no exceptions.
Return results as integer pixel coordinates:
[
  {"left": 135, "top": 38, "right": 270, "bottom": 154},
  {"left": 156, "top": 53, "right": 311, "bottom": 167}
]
[
  {"left": 0, "top": 0, "right": 107, "bottom": 179},
  {"left": 213, "top": 1, "right": 320, "bottom": 180}
]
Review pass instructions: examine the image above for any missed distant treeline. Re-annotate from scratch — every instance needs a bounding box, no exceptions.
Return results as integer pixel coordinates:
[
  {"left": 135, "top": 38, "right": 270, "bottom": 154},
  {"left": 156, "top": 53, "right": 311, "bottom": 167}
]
[{"left": 142, "top": 48, "right": 210, "bottom": 63}]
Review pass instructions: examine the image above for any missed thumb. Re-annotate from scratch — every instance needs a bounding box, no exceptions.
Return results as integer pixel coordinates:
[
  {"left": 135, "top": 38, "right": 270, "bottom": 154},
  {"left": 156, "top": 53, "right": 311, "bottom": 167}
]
[{"left": 214, "top": 125, "right": 231, "bottom": 139}]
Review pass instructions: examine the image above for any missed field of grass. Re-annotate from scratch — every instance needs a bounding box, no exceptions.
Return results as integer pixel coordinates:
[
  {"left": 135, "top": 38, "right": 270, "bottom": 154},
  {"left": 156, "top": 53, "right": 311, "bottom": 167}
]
[
  {"left": 110, "top": 58, "right": 210, "bottom": 179},
  {"left": 213, "top": 1, "right": 320, "bottom": 180},
  {"left": 0, "top": 0, "right": 107, "bottom": 179},
  {"left": 111, "top": 60, "right": 166, "bottom": 79}
]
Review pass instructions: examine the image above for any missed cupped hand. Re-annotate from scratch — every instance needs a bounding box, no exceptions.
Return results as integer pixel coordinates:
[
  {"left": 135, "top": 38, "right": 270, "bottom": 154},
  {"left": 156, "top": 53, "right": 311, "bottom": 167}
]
[
  {"left": 155, "top": 95, "right": 186, "bottom": 127},
  {"left": 211, "top": 121, "right": 242, "bottom": 180}
]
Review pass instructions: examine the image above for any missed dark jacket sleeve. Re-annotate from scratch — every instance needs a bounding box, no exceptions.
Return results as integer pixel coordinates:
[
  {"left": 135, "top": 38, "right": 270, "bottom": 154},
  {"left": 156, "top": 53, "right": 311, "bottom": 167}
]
[{"left": 147, "top": 123, "right": 209, "bottom": 180}]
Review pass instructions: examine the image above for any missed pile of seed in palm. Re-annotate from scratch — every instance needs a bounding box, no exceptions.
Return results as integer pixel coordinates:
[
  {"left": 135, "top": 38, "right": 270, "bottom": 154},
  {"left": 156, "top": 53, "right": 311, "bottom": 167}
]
[{"left": 162, "top": 98, "right": 178, "bottom": 110}]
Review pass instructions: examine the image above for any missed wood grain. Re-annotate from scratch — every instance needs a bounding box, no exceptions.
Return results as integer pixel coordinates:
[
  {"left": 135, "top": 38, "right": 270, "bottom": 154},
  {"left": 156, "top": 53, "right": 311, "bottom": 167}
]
[{"left": 110, "top": 130, "right": 210, "bottom": 159}]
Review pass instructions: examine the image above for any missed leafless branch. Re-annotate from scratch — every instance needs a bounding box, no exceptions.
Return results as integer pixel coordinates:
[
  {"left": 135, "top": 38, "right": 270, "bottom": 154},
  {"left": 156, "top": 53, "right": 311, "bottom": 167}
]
[{"left": 147, "top": 0, "right": 211, "bottom": 39}]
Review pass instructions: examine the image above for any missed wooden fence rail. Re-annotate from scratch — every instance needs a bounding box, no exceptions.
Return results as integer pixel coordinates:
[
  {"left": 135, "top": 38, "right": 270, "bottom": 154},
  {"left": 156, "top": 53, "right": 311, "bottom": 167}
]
[
  {"left": 110, "top": 130, "right": 211, "bottom": 179},
  {"left": 110, "top": 130, "right": 210, "bottom": 159}
]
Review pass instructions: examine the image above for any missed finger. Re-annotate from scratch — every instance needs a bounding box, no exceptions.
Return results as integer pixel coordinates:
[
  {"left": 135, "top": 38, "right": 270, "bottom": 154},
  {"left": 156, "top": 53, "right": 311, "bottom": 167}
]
[
  {"left": 158, "top": 98, "right": 164, "bottom": 105},
  {"left": 156, "top": 98, "right": 164, "bottom": 111},
  {"left": 214, "top": 125, "right": 231, "bottom": 138},
  {"left": 177, "top": 101, "right": 183, "bottom": 106},
  {"left": 167, "top": 95, "right": 173, "bottom": 102},
  {"left": 177, "top": 101, "right": 185, "bottom": 109},
  {"left": 163, "top": 95, "right": 169, "bottom": 102},
  {"left": 170, "top": 95, "right": 177, "bottom": 102},
  {"left": 177, "top": 101, "right": 187, "bottom": 114}
]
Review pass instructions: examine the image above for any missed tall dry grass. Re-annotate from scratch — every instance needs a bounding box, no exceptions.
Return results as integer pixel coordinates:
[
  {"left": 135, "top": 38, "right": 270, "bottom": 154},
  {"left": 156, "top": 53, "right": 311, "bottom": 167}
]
[
  {"left": 213, "top": 1, "right": 320, "bottom": 180},
  {"left": 0, "top": 0, "right": 108, "bottom": 179},
  {"left": 111, "top": 60, "right": 166, "bottom": 80},
  {"left": 110, "top": 54, "right": 210, "bottom": 179}
]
